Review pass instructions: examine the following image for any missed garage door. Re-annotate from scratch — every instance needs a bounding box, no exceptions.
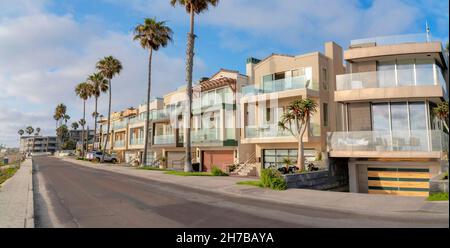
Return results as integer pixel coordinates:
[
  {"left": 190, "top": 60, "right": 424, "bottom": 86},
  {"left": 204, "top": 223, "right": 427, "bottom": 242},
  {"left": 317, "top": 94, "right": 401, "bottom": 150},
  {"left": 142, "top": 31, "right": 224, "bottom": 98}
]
[
  {"left": 202, "top": 151, "right": 234, "bottom": 172},
  {"left": 368, "top": 167, "right": 430, "bottom": 197},
  {"left": 167, "top": 152, "right": 185, "bottom": 170}
]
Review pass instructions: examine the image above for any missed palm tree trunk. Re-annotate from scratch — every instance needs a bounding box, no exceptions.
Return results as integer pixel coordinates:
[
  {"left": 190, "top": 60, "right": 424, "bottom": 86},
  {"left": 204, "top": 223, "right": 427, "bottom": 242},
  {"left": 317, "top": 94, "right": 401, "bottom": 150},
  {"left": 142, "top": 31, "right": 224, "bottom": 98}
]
[
  {"left": 102, "top": 79, "right": 112, "bottom": 163},
  {"left": 94, "top": 97, "right": 98, "bottom": 151},
  {"left": 82, "top": 100, "right": 86, "bottom": 158},
  {"left": 143, "top": 49, "right": 153, "bottom": 167},
  {"left": 184, "top": 6, "right": 195, "bottom": 172},
  {"left": 297, "top": 123, "right": 308, "bottom": 171}
]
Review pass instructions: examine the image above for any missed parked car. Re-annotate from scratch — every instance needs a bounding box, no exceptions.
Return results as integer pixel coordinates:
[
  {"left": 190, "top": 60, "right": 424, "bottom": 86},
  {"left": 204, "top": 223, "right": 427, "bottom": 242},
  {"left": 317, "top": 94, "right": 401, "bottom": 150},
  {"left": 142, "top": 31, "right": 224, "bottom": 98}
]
[{"left": 86, "top": 151, "right": 117, "bottom": 163}]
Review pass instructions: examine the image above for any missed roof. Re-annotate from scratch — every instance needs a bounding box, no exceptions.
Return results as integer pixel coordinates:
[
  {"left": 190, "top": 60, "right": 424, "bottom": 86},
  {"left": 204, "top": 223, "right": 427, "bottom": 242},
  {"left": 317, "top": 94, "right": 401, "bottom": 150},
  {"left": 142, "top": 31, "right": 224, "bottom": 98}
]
[{"left": 196, "top": 77, "right": 237, "bottom": 93}]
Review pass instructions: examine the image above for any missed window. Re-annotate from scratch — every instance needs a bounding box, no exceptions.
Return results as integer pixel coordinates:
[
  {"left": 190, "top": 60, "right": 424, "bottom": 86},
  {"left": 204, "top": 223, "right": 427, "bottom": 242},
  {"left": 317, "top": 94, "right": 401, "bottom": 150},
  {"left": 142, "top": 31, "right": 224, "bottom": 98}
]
[
  {"left": 323, "top": 103, "right": 328, "bottom": 127},
  {"left": 415, "top": 59, "right": 434, "bottom": 86},
  {"left": 266, "top": 108, "right": 271, "bottom": 122},
  {"left": 378, "top": 60, "right": 396, "bottom": 88},
  {"left": 372, "top": 103, "right": 390, "bottom": 131},
  {"left": 322, "top": 68, "right": 328, "bottom": 90},
  {"left": 397, "top": 59, "right": 415, "bottom": 86}
]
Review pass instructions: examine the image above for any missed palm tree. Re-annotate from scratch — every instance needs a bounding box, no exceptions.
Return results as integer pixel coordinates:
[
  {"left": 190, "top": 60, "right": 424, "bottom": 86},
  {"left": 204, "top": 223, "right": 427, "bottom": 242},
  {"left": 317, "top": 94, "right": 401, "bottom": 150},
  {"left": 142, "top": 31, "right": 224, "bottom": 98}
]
[
  {"left": 54, "top": 103, "right": 67, "bottom": 127},
  {"left": 170, "top": 0, "right": 219, "bottom": 172},
  {"left": 96, "top": 56, "right": 123, "bottom": 162},
  {"left": 63, "top": 114, "right": 71, "bottom": 125},
  {"left": 133, "top": 18, "right": 173, "bottom": 166},
  {"left": 75, "top": 82, "right": 94, "bottom": 157},
  {"left": 18, "top": 129, "right": 24, "bottom": 137},
  {"left": 434, "top": 101, "right": 449, "bottom": 132},
  {"left": 278, "top": 99, "right": 318, "bottom": 171},
  {"left": 25, "top": 126, "right": 34, "bottom": 136},
  {"left": 35, "top": 127, "right": 41, "bottom": 136},
  {"left": 71, "top": 122, "right": 79, "bottom": 130},
  {"left": 87, "top": 72, "right": 109, "bottom": 151}
]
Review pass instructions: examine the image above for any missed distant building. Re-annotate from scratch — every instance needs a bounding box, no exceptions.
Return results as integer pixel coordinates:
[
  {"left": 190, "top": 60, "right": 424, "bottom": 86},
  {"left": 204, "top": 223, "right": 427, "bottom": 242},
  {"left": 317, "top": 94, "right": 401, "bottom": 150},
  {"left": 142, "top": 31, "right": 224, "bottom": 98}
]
[{"left": 19, "top": 136, "right": 57, "bottom": 153}]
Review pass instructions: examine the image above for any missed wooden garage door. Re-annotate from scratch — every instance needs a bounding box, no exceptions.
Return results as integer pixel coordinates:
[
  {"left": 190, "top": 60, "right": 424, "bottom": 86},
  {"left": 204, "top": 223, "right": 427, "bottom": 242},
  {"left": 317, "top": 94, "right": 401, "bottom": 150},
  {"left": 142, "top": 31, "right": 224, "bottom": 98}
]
[
  {"left": 368, "top": 167, "right": 430, "bottom": 197},
  {"left": 202, "top": 151, "right": 234, "bottom": 172}
]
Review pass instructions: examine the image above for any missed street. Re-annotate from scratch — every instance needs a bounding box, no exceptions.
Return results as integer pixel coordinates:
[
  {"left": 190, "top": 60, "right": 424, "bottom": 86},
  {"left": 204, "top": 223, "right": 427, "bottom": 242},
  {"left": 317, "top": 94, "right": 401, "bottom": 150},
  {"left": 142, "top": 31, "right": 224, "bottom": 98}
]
[{"left": 32, "top": 156, "right": 448, "bottom": 228}]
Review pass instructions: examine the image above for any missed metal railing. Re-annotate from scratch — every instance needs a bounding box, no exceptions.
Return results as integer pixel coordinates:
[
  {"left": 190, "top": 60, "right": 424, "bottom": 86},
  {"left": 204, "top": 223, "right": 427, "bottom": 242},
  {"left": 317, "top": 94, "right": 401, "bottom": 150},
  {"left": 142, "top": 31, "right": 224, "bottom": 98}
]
[{"left": 327, "top": 130, "right": 449, "bottom": 153}]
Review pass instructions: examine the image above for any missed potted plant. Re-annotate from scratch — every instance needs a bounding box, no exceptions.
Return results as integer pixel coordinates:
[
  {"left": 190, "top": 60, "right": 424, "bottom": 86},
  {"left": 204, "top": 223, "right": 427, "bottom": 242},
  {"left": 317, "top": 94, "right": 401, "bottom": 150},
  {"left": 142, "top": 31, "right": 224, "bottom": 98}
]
[
  {"left": 281, "top": 157, "right": 293, "bottom": 174},
  {"left": 158, "top": 156, "right": 166, "bottom": 169}
]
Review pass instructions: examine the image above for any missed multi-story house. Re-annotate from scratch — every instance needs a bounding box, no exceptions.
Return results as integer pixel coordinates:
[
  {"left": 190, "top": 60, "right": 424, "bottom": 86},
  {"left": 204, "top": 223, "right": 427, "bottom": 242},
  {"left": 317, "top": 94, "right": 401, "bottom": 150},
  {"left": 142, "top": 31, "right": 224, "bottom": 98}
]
[
  {"left": 327, "top": 33, "right": 449, "bottom": 196},
  {"left": 19, "top": 136, "right": 58, "bottom": 154},
  {"left": 240, "top": 42, "right": 345, "bottom": 175}
]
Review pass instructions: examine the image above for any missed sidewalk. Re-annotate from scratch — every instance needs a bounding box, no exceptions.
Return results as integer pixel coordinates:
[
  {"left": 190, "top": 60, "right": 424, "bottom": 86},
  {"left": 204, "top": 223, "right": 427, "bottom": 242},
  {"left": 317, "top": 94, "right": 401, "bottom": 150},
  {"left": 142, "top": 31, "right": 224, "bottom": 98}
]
[
  {"left": 0, "top": 159, "right": 34, "bottom": 228},
  {"left": 60, "top": 157, "right": 449, "bottom": 219}
]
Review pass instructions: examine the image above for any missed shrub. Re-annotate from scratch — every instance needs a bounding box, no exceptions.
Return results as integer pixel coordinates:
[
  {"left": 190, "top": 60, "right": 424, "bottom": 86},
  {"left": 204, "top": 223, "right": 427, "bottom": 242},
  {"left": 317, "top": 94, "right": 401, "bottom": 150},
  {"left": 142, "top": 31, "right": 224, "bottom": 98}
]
[
  {"left": 442, "top": 172, "right": 448, "bottom": 180},
  {"left": 211, "top": 166, "right": 229, "bottom": 176},
  {"left": 427, "top": 192, "right": 449, "bottom": 201},
  {"left": 260, "top": 168, "right": 287, "bottom": 190}
]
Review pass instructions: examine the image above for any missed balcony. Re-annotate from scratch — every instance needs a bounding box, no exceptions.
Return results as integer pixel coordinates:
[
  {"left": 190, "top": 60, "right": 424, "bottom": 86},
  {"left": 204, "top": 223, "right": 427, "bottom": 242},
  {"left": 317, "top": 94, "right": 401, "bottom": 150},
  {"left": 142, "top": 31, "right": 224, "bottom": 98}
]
[
  {"left": 350, "top": 33, "right": 432, "bottom": 47},
  {"left": 153, "top": 134, "right": 175, "bottom": 145},
  {"left": 114, "top": 140, "right": 125, "bottom": 148},
  {"left": 335, "top": 68, "right": 447, "bottom": 101},
  {"left": 242, "top": 76, "right": 317, "bottom": 96},
  {"left": 192, "top": 129, "right": 220, "bottom": 143},
  {"left": 129, "top": 138, "right": 144, "bottom": 146},
  {"left": 327, "top": 130, "right": 449, "bottom": 158},
  {"left": 112, "top": 121, "right": 128, "bottom": 130}
]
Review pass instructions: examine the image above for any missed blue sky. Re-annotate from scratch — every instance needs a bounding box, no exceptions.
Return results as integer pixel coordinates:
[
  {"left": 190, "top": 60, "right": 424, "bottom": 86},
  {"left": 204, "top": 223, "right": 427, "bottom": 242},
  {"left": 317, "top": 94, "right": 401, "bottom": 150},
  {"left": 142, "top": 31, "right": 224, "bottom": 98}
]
[{"left": 0, "top": 0, "right": 448, "bottom": 147}]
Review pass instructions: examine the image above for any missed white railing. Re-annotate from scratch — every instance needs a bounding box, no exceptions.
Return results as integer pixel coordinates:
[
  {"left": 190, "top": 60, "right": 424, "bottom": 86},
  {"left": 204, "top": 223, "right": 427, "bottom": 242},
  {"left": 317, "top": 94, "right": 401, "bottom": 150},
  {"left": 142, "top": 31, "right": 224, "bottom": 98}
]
[{"left": 327, "top": 130, "right": 449, "bottom": 153}]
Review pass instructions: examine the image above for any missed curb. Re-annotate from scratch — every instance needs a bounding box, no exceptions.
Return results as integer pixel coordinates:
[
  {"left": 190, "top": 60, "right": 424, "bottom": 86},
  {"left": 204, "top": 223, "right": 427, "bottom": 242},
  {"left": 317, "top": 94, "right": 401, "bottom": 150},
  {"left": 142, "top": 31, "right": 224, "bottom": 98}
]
[{"left": 24, "top": 159, "right": 34, "bottom": 228}]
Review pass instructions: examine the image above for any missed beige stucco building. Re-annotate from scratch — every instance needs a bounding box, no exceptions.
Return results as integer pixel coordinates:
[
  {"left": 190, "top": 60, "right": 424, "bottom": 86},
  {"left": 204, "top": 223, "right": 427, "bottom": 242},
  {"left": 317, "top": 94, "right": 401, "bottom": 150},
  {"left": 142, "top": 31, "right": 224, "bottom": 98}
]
[{"left": 327, "top": 34, "right": 449, "bottom": 196}]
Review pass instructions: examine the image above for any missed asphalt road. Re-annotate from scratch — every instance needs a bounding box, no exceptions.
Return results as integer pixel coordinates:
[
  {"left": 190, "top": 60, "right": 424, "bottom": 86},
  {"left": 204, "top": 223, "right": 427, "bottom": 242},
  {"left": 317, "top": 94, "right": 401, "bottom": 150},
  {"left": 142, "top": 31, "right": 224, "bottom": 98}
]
[{"left": 32, "top": 156, "right": 448, "bottom": 228}]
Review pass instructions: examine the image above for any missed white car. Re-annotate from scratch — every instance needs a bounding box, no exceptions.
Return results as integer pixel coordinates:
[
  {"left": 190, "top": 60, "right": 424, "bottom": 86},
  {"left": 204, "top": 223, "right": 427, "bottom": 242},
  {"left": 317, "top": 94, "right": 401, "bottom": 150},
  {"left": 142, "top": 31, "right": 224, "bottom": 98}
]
[{"left": 87, "top": 151, "right": 118, "bottom": 163}]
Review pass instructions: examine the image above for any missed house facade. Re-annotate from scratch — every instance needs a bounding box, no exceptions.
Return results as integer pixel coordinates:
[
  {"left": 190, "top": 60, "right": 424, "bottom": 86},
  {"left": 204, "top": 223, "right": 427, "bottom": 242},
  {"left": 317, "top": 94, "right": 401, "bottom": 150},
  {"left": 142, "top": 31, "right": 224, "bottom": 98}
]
[
  {"left": 19, "top": 136, "right": 58, "bottom": 154},
  {"left": 240, "top": 42, "right": 345, "bottom": 174},
  {"left": 327, "top": 34, "right": 449, "bottom": 196}
]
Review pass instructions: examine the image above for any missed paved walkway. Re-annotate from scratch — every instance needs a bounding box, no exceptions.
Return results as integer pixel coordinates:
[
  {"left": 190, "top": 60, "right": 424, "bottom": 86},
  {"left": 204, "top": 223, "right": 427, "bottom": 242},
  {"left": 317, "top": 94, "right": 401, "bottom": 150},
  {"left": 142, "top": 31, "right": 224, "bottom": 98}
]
[
  {"left": 0, "top": 159, "right": 34, "bottom": 228},
  {"left": 60, "top": 157, "right": 449, "bottom": 219}
]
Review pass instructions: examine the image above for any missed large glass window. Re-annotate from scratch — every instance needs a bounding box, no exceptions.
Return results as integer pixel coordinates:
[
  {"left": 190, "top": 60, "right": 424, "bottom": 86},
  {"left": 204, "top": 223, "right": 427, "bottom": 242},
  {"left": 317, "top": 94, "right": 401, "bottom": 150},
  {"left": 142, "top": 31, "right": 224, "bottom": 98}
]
[
  {"left": 372, "top": 103, "right": 390, "bottom": 131},
  {"left": 378, "top": 61, "right": 396, "bottom": 87},
  {"left": 397, "top": 59, "right": 415, "bottom": 86},
  {"left": 390, "top": 102, "right": 408, "bottom": 132},
  {"left": 409, "top": 102, "right": 427, "bottom": 130},
  {"left": 415, "top": 59, "right": 435, "bottom": 86}
]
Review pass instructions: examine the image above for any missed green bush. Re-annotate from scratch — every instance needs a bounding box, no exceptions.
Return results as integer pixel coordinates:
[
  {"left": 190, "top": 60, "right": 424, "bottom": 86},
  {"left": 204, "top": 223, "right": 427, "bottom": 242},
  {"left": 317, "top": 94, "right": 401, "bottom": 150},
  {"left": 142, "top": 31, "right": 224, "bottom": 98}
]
[
  {"left": 427, "top": 192, "right": 449, "bottom": 201},
  {"left": 211, "top": 166, "right": 229, "bottom": 176},
  {"left": 260, "top": 168, "right": 287, "bottom": 190},
  {"left": 442, "top": 172, "right": 448, "bottom": 180}
]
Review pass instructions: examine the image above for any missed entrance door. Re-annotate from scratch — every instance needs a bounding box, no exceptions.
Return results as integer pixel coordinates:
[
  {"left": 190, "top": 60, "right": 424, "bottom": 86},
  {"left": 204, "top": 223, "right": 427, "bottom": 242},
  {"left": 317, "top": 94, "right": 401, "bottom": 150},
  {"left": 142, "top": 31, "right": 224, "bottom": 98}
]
[
  {"left": 202, "top": 151, "right": 234, "bottom": 172},
  {"left": 367, "top": 167, "right": 430, "bottom": 196}
]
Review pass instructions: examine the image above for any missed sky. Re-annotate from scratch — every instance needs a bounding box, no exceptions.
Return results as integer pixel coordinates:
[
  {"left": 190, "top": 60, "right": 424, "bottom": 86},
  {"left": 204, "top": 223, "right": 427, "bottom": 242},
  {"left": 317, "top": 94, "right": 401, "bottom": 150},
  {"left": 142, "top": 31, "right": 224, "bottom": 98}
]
[{"left": 0, "top": 0, "right": 448, "bottom": 147}]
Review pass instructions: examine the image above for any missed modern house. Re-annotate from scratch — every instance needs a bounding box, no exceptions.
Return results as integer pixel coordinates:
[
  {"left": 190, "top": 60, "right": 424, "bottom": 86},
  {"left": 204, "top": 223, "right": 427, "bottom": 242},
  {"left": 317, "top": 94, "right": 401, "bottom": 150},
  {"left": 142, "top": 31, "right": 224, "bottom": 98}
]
[
  {"left": 327, "top": 33, "right": 449, "bottom": 196},
  {"left": 19, "top": 136, "right": 58, "bottom": 154},
  {"left": 240, "top": 42, "right": 345, "bottom": 175}
]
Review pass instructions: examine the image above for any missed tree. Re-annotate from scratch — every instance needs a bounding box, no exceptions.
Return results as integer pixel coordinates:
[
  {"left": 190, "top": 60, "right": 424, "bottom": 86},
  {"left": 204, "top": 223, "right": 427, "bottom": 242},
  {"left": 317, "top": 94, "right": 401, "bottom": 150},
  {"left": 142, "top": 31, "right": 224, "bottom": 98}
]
[
  {"left": 170, "top": 0, "right": 219, "bottom": 172},
  {"left": 25, "top": 126, "right": 34, "bottom": 135},
  {"left": 61, "top": 139, "right": 76, "bottom": 150},
  {"left": 133, "top": 17, "right": 173, "bottom": 166},
  {"left": 71, "top": 122, "right": 79, "bottom": 130},
  {"left": 87, "top": 72, "right": 109, "bottom": 151},
  {"left": 434, "top": 101, "right": 449, "bottom": 132},
  {"left": 63, "top": 114, "right": 71, "bottom": 125},
  {"left": 54, "top": 103, "right": 67, "bottom": 127},
  {"left": 35, "top": 127, "right": 41, "bottom": 136},
  {"left": 278, "top": 99, "right": 318, "bottom": 171},
  {"left": 18, "top": 129, "right": 24, "bottom": 137},
  {"left": 75, "top": 82, "right": 94, "bottom": 157},
  {"left": 56, "top": 125, "right": 69, "bottom": 144},
  {"left": 96, "top": 56, "right": 123, "bottom": 162}
]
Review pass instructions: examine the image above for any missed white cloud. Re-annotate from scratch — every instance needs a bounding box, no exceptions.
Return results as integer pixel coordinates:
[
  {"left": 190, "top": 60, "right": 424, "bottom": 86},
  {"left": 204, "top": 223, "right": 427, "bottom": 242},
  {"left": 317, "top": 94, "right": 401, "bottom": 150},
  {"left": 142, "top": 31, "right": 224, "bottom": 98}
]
[{"left": 0, "top": 1, "right": 208, "bottom": 147}]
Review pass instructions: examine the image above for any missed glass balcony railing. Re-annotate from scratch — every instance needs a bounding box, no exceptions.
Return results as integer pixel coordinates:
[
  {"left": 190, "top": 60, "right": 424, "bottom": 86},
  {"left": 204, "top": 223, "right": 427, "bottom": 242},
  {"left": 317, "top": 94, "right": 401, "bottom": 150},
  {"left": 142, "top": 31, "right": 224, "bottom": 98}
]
[
  {"left": 112, "top": 121, "right": 128, "bottom": 130},
  {"left": 350, "top": 33, "right": 433, "bottom": 47},
  {"left": 327, "top": 130, "right": 449, "bottom": 153},
  {"left": 192, "top": 129, "right": 220, "bottom": 143},
  {"left": 242, "top": 76, "right": 316, "bottom": 96},
  {"left": 129, "top": 138, "right": 144, "bottom": 145},
  {"left": 153, "top": 134, "right": 175, "bottom": 145},
  {"left": 114, "top": 140, "right": 125, "bottom": 147},
  {"left": 336, "top": 68, "right": 447, "bottom": 94},
  {"left": 245, "top": 123, "right": 320, "bottom": 139}
]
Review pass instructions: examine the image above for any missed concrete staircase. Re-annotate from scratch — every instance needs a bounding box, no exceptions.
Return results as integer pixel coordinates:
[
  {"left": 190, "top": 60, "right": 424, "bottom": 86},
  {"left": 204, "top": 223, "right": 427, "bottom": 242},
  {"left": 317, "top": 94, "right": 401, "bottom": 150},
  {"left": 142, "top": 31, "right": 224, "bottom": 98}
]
[{"left": 231, "top": 152, "right": 258, "bottom": 177}]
